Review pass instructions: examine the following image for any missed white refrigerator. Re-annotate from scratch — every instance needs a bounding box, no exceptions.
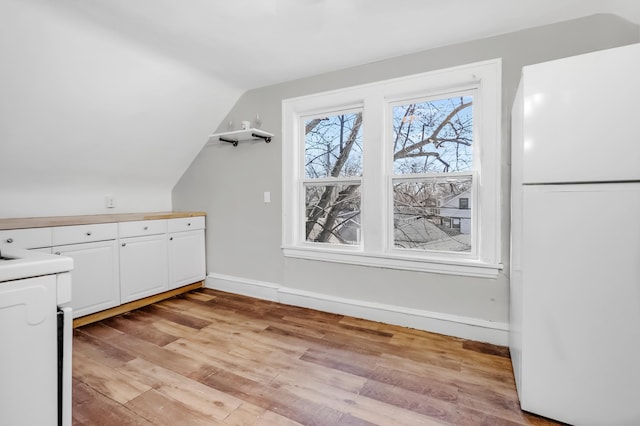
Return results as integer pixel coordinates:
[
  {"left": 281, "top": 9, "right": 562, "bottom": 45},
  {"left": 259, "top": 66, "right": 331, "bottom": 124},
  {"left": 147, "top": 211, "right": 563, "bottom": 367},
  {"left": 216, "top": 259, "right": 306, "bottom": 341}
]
[{"left": 510, "top": 43, "right": 640, "bottom": 425}]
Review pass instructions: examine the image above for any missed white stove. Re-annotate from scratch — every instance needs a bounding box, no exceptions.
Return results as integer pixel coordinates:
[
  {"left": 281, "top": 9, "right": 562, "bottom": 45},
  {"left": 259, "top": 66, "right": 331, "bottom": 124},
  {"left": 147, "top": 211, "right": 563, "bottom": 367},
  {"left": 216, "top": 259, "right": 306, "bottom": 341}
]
[
  {"left": 0, "top": 244, "right": 74, "bottom": 426},
  {"left": 0, "top": 244, "right": 73, "bottom": 288}
]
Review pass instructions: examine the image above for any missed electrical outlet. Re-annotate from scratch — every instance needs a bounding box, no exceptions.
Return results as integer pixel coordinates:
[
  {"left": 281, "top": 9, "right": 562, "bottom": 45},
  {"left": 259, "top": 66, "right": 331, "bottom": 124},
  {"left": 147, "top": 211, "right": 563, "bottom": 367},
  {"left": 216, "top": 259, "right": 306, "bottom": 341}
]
[{"left": 264, "top": 191, "right": 271, "bottom": 203}]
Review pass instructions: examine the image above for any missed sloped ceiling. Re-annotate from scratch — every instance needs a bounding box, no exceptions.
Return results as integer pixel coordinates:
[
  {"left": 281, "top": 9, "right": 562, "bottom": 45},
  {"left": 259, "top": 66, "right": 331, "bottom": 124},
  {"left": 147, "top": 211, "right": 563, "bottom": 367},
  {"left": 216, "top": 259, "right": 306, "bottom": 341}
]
[
  {"left": 0, "top": 0, "right": 638, "bottom": 218},
  {"left": 43, "top": 0, "right": 640, "bottom": 89}
]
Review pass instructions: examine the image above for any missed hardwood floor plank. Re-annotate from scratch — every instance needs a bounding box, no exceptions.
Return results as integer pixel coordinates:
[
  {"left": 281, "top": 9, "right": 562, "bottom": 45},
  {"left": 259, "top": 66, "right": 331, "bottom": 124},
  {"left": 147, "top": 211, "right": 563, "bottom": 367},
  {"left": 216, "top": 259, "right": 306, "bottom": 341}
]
[
  {"left": 80, "top": 321, "right": 214, "bottom": 379},
  {"left": 275, "top": 359, "right": 367, "bottom": 394},
  {"left": 125, "top": 389, "right": 225, "bottom": 426},
  {"left": 183, "top": 290, "right": 217, "bottom": 302},
  {"left": 200, "top": 369, "right": 345, "bottom": 425},
  {"left": 72, "top": 289, "right": 563, "bottom": 426},
  {"left": 73, "top": 328, "right": 136, "bottom": 368},
  {"left": 359, "top": 379, "right": 458, "bottom": 423},
  {"left": 72, "top": 378, "right": 154, "bottom": 426},
  {"left": 101, "top": 311, "right": 180, "bottom": 347},
  {"left": 455, "top": 380, "right": 533, "bottom": 424},
  {"left": 366, "top": 364, "right": 459, "bottom": 403},
  {"left": 163, "top": 332, "right": 286, "bottom": 385},
  {"left": 117, "top": 358, "right": 243, "bottom": 421},
  {"left": 275, "top": 367, "right": 448, "bottom": 426},
  {"left": 139, "top": 304, "right": 212, "bottom": 330},
  {"left": 300, "top": 347, "right": 381, "bottom": 379},
  {"left": 73, "top": 351, "right": 151, "bottom": 404},
  {"left": 223, "top": 402, "right": 304, "bottom": 426},
  {"left": 462, "top": 340, "right": 511, "bottom": 358},
  {"left": 335, "top": 413, "right": 379, "bottom": 426}
]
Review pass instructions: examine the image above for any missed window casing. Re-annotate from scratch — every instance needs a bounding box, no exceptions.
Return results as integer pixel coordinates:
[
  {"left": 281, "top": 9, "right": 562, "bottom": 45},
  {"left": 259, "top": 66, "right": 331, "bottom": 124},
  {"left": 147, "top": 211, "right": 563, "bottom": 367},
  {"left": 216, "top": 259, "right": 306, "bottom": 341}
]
[{"left": 282, "top": 60, "right": 502, "bottom": 277}]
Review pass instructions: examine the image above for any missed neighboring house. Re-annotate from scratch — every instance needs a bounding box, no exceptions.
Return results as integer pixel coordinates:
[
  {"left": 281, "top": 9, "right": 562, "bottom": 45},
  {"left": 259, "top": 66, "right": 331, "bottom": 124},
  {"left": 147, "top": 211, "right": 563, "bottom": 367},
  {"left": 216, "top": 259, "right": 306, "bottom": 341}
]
[
  {"left": 393, "top": 189, "right": 472, "bottom": 252},
  {"left": 437, "top": 190, "right": 472, "bottom": 234}
]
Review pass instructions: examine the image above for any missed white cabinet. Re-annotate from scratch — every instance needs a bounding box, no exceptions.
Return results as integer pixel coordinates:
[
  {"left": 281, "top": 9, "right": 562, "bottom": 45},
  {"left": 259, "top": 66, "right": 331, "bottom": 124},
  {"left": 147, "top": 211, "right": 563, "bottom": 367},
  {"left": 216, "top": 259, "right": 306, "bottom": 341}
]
[
  {"left": 119, "top": 220, "right": 169, "bottom": 303},
  {"left": 168, "top": 217, "right": 205, "bottom": 289},
  {"left": 55, "top": 240, "right": 119, "bottom": 318},
  {"left": 0, "top": 214, "right": 205, "bottom": 319},
  {"left": 52, "top": 223, "right": 119, "bottom": 318},
  {"left": 0, "top": 227, "right": 52, "bottom": 249},
  {"left": 53, "top": 223, "right": 118, "bottom": 246}
]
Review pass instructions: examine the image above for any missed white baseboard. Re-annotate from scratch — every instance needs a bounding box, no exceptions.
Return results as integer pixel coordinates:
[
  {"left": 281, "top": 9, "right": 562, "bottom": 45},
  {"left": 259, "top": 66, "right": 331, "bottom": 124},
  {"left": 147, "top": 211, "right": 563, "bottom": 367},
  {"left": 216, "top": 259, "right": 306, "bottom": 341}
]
[{"left": 206, "top": 273, "right": 509, "bottom": 346}]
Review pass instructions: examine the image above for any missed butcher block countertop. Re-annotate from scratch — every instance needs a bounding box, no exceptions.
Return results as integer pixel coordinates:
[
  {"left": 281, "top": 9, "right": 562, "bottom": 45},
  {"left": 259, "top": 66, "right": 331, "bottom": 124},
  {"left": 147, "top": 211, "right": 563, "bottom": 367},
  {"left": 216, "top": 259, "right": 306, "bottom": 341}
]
[{"left": 0, "top": 211, "right": 206, "bottom": 230}]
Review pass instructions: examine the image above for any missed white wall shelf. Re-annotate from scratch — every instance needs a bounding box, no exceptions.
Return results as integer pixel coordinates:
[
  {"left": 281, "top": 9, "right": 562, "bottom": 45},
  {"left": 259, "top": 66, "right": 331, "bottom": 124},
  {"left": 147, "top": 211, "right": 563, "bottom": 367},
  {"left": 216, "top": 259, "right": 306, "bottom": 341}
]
[{"left": 208, "top": 128, "right": 273, "bottom": 147}]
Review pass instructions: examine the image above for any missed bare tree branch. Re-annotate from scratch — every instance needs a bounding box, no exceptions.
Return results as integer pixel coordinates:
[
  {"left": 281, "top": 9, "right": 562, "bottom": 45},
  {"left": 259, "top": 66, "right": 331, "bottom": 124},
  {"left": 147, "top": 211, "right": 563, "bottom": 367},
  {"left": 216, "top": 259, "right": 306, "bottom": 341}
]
[
  {"left": 394, "top": 100, "right": 472, "bottom": 161},
  {"left": 305, "top": 118, "right": 324, "bottom": 134}
]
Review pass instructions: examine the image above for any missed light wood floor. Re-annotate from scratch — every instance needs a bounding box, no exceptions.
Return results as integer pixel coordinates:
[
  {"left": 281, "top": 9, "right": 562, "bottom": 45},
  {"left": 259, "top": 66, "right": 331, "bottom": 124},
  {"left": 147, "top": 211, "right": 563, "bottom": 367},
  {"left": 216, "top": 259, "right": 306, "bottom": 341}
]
[{"left": 72, "top": 288, "right": 561, "bottom": 425}]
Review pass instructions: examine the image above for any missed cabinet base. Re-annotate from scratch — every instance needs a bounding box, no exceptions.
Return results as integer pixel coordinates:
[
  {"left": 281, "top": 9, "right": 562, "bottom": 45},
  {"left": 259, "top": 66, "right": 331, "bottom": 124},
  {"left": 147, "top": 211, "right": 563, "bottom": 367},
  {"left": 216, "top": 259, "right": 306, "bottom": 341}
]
[{"left": 72, "top": 281, "right": 204, "bottom": 328}]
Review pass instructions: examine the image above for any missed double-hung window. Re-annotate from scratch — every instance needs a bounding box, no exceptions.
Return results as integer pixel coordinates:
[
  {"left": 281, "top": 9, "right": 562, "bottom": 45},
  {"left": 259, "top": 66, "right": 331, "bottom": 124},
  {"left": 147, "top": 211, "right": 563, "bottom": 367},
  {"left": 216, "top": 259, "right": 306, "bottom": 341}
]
[{"left": 283, "top": 60, "right": 502, "bottom": 277}]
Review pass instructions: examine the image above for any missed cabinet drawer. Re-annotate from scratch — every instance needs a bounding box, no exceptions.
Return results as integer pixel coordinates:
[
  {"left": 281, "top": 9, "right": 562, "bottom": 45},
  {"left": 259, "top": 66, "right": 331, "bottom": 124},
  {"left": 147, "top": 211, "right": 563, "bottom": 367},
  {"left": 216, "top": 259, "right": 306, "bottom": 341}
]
[
  {"left": 0, "top": 227, "right": 52, "bottom": 249},
  {"left": 118, "top": 220, "right": 167, "bottom": 238},
  {"left": 168, "top": 216, "right": 205, "bottom": 233},
  {"left": 52, "top": 223, "right": 117, "bottom": 245}
]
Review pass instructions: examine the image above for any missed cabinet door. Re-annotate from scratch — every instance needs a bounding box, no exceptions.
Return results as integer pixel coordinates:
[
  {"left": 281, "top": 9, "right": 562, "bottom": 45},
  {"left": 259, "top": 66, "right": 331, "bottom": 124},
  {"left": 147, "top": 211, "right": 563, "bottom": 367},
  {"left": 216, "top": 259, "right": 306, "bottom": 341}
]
[
  {"left": 168, "top": 230, "right": 205, "bottom": 289},
  {"left": 54, "top": 240, "right": 119, "bottom": 318},
  {"left": 119, "top": 234, "right": 168, "bottom": 303}
]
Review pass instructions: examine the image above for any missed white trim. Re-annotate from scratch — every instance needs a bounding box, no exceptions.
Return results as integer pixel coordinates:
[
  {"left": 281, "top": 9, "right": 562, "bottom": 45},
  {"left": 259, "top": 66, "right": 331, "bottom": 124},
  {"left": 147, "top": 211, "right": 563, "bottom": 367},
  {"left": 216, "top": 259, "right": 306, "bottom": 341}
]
[
  {"left": 282, "top": 246, "right": 501, "bottom": 278},
  {"left": 206, "top": 273, "right": 279, "bottom": 301},
  {"left": 206, "top": 273, "right": 508, "bottom": 345}
]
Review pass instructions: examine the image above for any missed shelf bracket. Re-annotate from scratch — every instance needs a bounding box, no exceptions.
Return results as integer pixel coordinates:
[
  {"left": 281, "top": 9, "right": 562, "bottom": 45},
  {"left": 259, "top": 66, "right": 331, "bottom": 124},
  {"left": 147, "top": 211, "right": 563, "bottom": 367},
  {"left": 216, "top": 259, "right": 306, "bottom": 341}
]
[
  {"left": 219, "top": 137, "right": 239, "bottom": 147},
  {"left": 252, "top": 132, "right": 272, "bottom": 143}
]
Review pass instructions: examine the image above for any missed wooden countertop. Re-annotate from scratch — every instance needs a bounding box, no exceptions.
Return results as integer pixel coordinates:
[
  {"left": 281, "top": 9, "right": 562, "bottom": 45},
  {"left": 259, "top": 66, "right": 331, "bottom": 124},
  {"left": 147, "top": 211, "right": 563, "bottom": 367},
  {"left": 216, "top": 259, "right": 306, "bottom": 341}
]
[{"left": 0, "top": 211, "right": 206, "bottom": 230}]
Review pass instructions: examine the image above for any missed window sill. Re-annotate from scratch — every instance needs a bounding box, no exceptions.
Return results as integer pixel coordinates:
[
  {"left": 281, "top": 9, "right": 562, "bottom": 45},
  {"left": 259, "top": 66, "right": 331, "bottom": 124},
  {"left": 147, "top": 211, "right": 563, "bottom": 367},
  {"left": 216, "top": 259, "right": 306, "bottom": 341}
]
[{"left": 282, "top": 245, "right": 502, "bottom": 278}]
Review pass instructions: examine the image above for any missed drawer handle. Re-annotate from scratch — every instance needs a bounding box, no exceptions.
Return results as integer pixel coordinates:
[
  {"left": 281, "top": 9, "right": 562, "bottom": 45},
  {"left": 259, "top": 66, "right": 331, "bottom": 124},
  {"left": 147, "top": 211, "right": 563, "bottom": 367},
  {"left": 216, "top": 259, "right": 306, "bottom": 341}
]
[
  {"left": 86, "top": 231, "right": 92, "bottom": 236},
  {"left": 169, "top": 237, "right": 173, "bottom": 241},
  {"left": 55, "top": 252, "right": 61, "bottom": 255},
  {"left": 121, "top": 243, "right": 126, "bottom": 247},
  {"left": 5, "top": 238, "right": 13, "bottom": 243},
  {"left": 187, "top": 223, "right": 191, "bottom": 226},
  {"left": 144, "top": 226, "right": 148, "bottom": 230}
]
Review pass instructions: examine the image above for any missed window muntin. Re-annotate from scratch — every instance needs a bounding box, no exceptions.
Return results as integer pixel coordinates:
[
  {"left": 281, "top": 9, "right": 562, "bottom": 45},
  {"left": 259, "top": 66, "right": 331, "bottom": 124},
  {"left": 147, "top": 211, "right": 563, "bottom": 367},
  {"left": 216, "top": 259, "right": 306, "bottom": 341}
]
[
  {"left": 303, "top": 110, "right": 363, "bottom": 246},
  {"left": 390, "top": 94, "right": 475, "bottom": 254}
]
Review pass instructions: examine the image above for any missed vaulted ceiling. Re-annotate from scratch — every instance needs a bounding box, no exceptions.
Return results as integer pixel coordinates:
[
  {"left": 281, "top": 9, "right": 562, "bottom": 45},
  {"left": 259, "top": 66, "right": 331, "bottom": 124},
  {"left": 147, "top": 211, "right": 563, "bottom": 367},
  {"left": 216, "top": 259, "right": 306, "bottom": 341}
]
[
  {"left": 47, "top": 0, "right": 640, "bottom": 89},
  {"left": 1, "top": 0, "right": 638, "bottom": 218}
]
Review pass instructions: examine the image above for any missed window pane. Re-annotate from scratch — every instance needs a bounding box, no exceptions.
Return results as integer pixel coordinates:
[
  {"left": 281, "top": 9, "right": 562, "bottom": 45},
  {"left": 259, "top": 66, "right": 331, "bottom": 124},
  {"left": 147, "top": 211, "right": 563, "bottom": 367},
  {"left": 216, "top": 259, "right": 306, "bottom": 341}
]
[
  {"left": 305, "top": 112, "right": 363, "bottom": 178},
  {"left": 305, "top": 184, "right": 361, "bottom": 245},
  {"left": 393, "top": 96, "right": 473, "bottom": 174},
  {"left": 393, "top": 176, "right": 472, "bottom": 252}
]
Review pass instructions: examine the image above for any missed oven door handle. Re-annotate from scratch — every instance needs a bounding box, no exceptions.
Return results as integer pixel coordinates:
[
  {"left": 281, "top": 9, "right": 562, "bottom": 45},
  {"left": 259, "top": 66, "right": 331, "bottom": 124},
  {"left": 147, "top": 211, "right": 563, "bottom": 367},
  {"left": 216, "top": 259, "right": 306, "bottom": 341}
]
[{"left": 59, "top": 306, "right": 73, "bottom": 426}]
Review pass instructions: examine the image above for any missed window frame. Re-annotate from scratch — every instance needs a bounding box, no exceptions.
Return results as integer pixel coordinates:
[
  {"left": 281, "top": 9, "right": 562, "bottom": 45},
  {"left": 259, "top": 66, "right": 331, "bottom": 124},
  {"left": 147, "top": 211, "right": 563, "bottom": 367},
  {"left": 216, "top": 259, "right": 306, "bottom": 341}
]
[{"left": 282, "top": 59, "right": 502, "bottom": 278}]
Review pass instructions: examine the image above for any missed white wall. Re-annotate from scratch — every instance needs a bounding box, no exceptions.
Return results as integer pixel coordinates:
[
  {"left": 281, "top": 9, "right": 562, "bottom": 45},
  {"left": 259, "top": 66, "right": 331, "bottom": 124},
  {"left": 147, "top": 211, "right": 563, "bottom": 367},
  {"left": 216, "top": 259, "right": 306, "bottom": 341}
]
[
  {"left": 0, "top": 0, "right": 242, "bottom": 218},
  {"left": 175, "top": 14, "right": 639, "bottom": 345}
]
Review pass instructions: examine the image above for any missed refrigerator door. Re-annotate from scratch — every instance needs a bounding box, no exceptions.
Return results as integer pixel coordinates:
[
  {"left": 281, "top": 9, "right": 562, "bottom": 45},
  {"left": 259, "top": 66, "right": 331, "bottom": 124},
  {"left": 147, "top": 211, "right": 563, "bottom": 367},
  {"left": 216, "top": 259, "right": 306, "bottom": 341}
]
[
  {"left": 520, "top": 183, "right": 640, "bottom": 425},
  {"left": 521, "top": 43, "right": 640, "bottom": 184}
]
